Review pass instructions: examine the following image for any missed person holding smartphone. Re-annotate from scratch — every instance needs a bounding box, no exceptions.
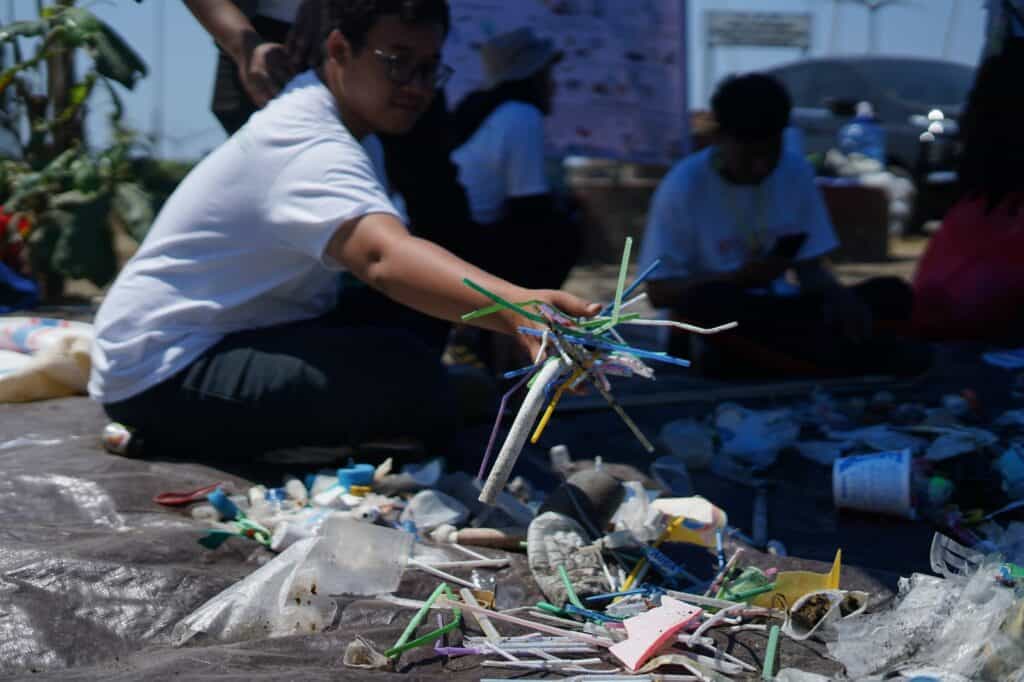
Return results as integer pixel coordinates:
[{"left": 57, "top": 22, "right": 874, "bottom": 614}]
[{"left": 638, "top": 74, "right": 919, "bottom": 377}]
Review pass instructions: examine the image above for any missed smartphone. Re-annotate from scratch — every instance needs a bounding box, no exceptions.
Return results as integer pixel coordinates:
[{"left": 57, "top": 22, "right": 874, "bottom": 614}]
[{"left": 770, "top": 233, "right": 808, "bottom": 260}]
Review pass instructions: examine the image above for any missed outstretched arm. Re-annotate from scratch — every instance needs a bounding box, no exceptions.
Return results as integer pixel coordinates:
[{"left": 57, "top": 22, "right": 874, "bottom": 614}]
[
  {"left": 327, "top": 212, "right": 600, "bottom": 355},
  {"left": 183, "top": 0, "right": 292, "bottom": 107}
]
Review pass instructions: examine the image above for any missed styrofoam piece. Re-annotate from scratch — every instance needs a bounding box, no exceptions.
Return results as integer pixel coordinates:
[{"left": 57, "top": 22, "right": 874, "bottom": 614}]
[{"left": 608, "top": 596, "right": 702, "bottom": 671}]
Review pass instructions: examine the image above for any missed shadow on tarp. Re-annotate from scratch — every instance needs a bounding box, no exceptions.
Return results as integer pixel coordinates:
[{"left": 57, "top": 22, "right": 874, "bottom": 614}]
[{"left": 2, "top": 340, "right": 1014, "bottom": 679}]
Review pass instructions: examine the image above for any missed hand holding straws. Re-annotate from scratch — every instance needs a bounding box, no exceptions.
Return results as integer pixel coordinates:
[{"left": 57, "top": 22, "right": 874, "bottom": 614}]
[{"left": 466, "top": 238, "right": 738, "bottom": 506}]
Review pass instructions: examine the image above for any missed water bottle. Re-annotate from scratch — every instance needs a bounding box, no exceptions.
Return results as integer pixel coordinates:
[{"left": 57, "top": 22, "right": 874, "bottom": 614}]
[{"left": 837, "top": 101, "right": 886, "bottom": 164}]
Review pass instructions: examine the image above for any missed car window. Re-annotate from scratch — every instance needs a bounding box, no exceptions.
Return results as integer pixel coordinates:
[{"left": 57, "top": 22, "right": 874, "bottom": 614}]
[
  {"left": 807, "top": 62, "right": 870, "bottom": 108},
  {"left": 771, "top": 64, "right": 815, "bottom": 108},
  {"left": 851, "top": 60, "right": 975, "bottom": 110}
]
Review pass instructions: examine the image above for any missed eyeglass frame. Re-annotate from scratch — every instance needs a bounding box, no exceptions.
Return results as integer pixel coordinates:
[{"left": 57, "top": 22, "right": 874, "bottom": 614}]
[{"left": 372, "top": 48, "right": 454, "bottom": 89}]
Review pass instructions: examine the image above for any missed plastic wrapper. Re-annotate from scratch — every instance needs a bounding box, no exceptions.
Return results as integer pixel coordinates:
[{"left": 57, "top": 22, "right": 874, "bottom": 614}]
[
  {"left": 173, "top": 520, "right": 413, "bottom": 645},
  {"left": 399, "top": 489, "right": 469, "bottom": 532},
  {"left": 658, "top": 418, "right": 715, "bottom": 470},
  {"left": 715, "top": 403, "right": 799, "bottom": 467},
  {"left": 829, "top": 562, "right": 1020, "bottom": 679}
]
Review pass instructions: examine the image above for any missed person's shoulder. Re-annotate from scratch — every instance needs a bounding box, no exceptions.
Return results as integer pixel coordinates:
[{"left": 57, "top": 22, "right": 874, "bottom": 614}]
[{"left": 660, "top": 148, "right": 713, "bottom": 190}]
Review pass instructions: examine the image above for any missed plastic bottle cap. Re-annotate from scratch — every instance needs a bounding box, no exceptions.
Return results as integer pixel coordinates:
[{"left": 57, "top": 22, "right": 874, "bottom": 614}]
[{"left": 207, "top": 487, "right": 241, "bottom": 521}]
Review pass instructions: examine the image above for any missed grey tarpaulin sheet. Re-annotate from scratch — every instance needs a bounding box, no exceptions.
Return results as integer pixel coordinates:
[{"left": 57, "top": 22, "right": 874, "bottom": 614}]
[{"left": 2, "top": 397, "right": 902, "bottom": 680}]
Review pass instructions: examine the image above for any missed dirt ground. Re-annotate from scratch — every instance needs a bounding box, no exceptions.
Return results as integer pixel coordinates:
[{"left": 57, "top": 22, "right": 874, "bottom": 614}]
[{"left": 61, "top": 235, "right": 929, "bottom": 317}]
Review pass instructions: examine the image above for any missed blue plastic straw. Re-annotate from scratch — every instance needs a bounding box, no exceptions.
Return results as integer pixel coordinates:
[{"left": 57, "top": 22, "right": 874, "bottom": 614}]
[
  {"left": 518, "top": 327, "right": 691, "bottom": 368},
  {"left": 599, "top": 258, "right": 662, "bottom": 317}
]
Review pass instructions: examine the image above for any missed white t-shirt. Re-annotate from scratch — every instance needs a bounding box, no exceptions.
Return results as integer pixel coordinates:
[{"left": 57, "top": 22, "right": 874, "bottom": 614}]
[
  {"left": 451, "top": 101, "right": 550, "bottom": 225},
  {"left": 89, "top": 71, "right": 400, "bottom": 403},
  {"left": 638, "top": 147, "right": 838, "bottom": 289}
]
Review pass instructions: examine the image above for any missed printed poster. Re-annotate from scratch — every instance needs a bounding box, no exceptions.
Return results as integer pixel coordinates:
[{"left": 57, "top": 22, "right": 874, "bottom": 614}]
[{"left": 445, "top": 0, "right": 689, "bottom": 163}]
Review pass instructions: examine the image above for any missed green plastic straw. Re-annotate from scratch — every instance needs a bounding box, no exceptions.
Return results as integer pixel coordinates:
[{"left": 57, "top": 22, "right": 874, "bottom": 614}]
[
  {"left": 462, "top": 299, "right": 543, "bottom": 322},
  {"left": 612, "top": 237, "right": 633, "bottom": 322},
  {"left": 385, "top": 583, "right": 462, "bottom": 658},
  {"left": 536, "top": 601, "right": 571, "bottom": 617},
  {"left": 559, "top": 565, "right": 585, "bottom": 609},
  {"left": 729, "top": 582, "right": 777, "bottom": 602},
  {"left": 763, "top": 624, "right": 781, "bottom": 680},
  {"left": 594, "top": 237, "right": 632, "bottom": 334},
  {"left": 461, "top": 278, "right": 546, "bottom": 324}
]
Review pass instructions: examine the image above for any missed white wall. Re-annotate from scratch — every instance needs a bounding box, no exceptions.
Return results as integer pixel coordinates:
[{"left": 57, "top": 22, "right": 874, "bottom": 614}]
[{"left": 687, "top": 0, "right": 987, "bottom": 107}]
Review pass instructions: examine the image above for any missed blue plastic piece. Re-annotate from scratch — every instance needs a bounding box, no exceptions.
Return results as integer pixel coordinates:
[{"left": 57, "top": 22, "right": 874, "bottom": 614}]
[
  {"left": 207, "top": 487, "right": 241, "bottom": 521},
  {"left": 838, "top": 115, "right": 886, "bottom": 163},
  {"left": 642, "top": 545, "right": 701, "bottom": 587},
  {"left": 585, "top": 585, "right": 665, "bottom": 602},
  {"left": 265, "top": 487, "right": 288, "bottom": 503},
  {"left": 337, "top": 463, "right": 375, "bottom": 490},
  {"left": 517, "top": 327, "right": 691, "bottom": 368},
  {"left": 563, "top": 603, "right": 624, "bottom": 623}
]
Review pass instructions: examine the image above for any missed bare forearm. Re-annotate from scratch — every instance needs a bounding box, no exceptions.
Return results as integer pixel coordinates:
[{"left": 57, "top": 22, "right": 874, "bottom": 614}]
[{"left": 183, "top": 0, "right": 260, "bottom": 65}]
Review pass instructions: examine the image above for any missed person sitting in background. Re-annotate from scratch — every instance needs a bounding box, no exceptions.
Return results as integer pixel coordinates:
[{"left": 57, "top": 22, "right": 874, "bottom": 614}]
[
  {"left": 91, "top": 0, "right": 599, "bottom": 463},
  {"left": 913, "top": 40, "right": 1024, "bottom": 344},
  {"left": 837, "top": 101, "right": 886, "bottom": 165},
  {"left": 449, "top": 27, "right": 581, "bottom": 291},
  {"left": 638, "top": 73, "right": 922, "bottom": 377}
]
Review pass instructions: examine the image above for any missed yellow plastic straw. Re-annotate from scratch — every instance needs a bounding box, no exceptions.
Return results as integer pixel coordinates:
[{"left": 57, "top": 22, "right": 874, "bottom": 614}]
[{"left": 530, "top": 369, "right": 583, "bottom": 444}]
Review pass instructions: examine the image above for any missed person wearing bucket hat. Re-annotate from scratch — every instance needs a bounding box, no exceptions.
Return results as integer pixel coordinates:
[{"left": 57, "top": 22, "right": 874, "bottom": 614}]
[{"left": 448, "top": 27, "right": 581, "bottom": 292}]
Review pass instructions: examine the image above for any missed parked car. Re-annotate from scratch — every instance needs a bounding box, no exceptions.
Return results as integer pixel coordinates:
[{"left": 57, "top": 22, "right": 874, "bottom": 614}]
[
  {"left": 767, "top": 56, "right": 975, "bottom": 172},
  {"left": 767, "top": 57, "right": 976, "bottom": 231}
]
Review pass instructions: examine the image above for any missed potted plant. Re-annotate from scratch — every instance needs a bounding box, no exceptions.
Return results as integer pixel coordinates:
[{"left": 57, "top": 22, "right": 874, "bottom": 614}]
[{"left": 0, "top": 0, "right": 153, "bottom": 300}]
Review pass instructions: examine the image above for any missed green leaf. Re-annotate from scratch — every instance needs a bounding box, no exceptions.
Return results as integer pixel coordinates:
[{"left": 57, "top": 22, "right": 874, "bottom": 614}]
[
  {"left": 52, "top": 7, "right": 102, "bottom": 47},
  {"left": 69, "top": 155, "right": 100, "bottom": 192},
  {"left": 27, "top": 208, "right": 70, "bottom": 277},
  {"left": 112, "top": 182, "right": 153, "bottom": 242},
  {"left": 32, "top": 73, "right": 97, "bottom": 135},
  {"left": 0, "top": 20, "right": 47, "bottom": 43},
  {"left": 85, "top": 12, "right": 148, "bottom": 89},
  {"left": 51, "top": 195, "right": 117, "bottom": 286},
  {"left": 51, "top": 188, "right": 100, "bottom": 208}
]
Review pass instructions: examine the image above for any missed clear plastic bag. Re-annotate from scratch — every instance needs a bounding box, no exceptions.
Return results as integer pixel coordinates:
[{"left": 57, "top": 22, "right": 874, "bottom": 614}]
[{"left": 173, "top": 521, "right": 413, "bottom": 645}]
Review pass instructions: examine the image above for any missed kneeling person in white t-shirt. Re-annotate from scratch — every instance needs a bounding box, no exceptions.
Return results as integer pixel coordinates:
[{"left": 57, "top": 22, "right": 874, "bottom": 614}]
[
  {"left": 638, "top": 74, "right": 917, "bottom": 376},
  {"left": 89, "top": 0, "right": 600, "bottom": 460}
]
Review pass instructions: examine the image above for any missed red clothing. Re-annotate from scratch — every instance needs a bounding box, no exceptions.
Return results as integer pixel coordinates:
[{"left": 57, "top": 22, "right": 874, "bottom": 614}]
[{"left": 913, "top": 195, "right": 1024, "bottom": 342}]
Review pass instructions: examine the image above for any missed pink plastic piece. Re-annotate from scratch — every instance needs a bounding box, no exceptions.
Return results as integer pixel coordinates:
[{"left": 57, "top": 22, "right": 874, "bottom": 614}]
[{"left": 608, "top": 596, "right": 703, "bottom": 671}]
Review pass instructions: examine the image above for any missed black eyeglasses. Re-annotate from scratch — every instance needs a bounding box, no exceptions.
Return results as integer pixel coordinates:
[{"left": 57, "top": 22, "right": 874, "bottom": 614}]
[{"left": 373, "top": 49, "right": 454, "bottom": 89}]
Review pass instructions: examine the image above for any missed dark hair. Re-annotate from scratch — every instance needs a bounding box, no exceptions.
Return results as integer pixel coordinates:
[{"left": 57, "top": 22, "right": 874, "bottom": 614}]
[
  {"left": 711, "top": 73, "right": 792, "bottom": 142},
  {"left": 956, "top": 39, "right": 1024, "bottom": 215},
  {"left": 452, "top": 72, "right": 550, "bottom": 147},
  {"left": 325, "top": 0, "right": 450, "bottom": 51}
]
